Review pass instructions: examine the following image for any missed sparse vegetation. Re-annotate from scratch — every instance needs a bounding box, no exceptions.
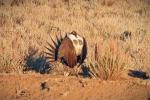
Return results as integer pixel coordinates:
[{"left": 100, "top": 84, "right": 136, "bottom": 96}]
[
  {"left": 87, "top": 38, "right": 131, "bottom": 80},
  {"left": 0, "top": 0, "right": 149, "bottom": 78}
]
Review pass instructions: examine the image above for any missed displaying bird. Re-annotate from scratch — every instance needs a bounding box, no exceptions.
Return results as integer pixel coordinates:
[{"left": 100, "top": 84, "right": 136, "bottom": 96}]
[{"left": 45, "top": 31, "right": 87, "bottom": 68}]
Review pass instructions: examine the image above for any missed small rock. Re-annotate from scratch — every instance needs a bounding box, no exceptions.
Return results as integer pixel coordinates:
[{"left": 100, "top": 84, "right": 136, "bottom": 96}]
[
  {"left": 60, "top": 91, "right": 69, "bottom": 96},
  {"left": 40, "top": 82, "right": 50, "bottom": 91}
]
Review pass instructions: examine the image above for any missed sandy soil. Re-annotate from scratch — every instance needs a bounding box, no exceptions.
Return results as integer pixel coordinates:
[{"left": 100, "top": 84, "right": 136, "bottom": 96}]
[{"left": 0, "top": 74, "right": 150, "bottom": 100}]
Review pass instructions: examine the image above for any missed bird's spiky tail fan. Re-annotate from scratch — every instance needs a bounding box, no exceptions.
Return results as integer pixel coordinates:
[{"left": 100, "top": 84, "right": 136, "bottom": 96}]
[{"left": 45, "top": 33, "right": 64, "bottom": 63}]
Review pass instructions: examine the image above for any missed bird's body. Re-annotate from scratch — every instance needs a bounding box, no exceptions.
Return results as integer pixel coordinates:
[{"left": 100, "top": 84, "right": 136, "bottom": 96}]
[
  {"left": 67, "top": 33, "right": 84, "bottom": 56},
  {"left": 45, "top": 31, "right": 87, "bottom": 68}
]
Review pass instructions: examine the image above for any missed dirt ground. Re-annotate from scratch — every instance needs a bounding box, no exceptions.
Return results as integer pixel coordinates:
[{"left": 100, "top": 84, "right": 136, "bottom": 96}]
[{"left": 0, "top": 73, "right": 150, "bottom": 100}]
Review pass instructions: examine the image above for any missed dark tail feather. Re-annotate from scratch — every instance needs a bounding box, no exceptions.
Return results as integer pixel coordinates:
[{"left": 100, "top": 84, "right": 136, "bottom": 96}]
[
  {"left": 45, "top": 46, "right": 55, "bottom": 54},
  {"left": 44, "top": 52, "right": 54, "bottom": 57},
  {"left": 50, "top": 35, "right": 57, "bottom": 47},
  {"left": 47, "top": 42, "right": 55, "bottom": 50},
  {"left": 45, "top": 33, "right": 64, "bottom": 63},
  {"left": 56, "top": 34, "right": 61, "bottom": 45},
  {"left": 45, "top": 56, "right": 55, "bottom": 60},
  {"left": 59, "top": 32, "right": 63, "bottom": 41}
]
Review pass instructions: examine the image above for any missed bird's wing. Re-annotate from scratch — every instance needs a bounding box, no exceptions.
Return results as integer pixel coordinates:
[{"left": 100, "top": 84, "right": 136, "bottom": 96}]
[
  {"left": 80, "top": 37, "right": 87, "bottom": 63},
  {"left": 58, "top": 37, "right": 77, "bottom": 68}
]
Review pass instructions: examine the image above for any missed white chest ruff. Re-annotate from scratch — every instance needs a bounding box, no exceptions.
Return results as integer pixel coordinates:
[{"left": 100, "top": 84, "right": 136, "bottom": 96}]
[{"left": 67, "top": 34, "right": 84, "bottom": 56}]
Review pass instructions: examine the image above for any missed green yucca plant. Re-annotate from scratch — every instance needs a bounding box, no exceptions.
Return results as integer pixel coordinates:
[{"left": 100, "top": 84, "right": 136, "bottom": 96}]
[{"left": 88, "top": 38, "right": 130, "bottom": 80}]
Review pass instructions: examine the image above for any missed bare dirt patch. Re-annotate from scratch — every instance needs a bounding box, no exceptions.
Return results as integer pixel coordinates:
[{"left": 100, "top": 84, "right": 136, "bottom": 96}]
[{"left": 0, "top": 74, "right": 150, "bottom": 100}]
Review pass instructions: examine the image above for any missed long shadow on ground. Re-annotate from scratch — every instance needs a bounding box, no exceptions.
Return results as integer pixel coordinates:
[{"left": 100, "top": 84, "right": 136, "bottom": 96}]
[
  {"left": 24, "top": 47, "right": 52, "bottom": 74},
  {"left": 128, "top": 70, "right": 149, "bottom": 80}
]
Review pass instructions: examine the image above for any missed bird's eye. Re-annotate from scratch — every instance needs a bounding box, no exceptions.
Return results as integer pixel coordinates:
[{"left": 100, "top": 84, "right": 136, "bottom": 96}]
[
  {"left": 73, "top": 40, "right": 78, "bottom": 45},
  {"left": 78, "top": 40, "right": 83, "bottom": 45}
]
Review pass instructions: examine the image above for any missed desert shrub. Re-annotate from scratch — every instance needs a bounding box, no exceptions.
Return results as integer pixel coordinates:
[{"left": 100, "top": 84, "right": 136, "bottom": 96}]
[
  {"left": 0, "top": 53, "right": 14, "bottom": 73},
  {"left": 87, "top": 38, "right": 131, "bottom": 80},
  {"left": 0, "top": 53, "right": 24, "bottom": 73},
  {"left": 101, "top": 0, "right": 115, "bottom": 6},
  {"left": 11, "top": 0, "right": 24, "bottom": 6},
  {"left": 0, "top": 14, "right": 7, "bottom": 27}
]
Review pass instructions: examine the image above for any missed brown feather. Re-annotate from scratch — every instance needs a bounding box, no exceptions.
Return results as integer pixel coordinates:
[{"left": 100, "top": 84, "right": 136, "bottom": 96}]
[
  {"left": 58, "top": 37, "right": 77, "bottom": 68},
  {"left": 45, "top": 32, "right": 87, "bottom": 68}
]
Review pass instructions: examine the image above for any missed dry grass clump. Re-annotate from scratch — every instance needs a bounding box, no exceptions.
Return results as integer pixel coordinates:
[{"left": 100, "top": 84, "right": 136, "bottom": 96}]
[
  {"left": 101, "top": 0, "right": 115, "bottom": 6},
  {"left": 0, "top": 50, "right": 24, "bottom": 73},
  {"left": 11, "top": 0, "right": 24, "bottom": 6},
  {"left": 0, "top": 53, "right": 14, "bottom": 73},
  {"left": 0, "top": 0, "right": 149, "bottom": 75},
  {"left": 120, "top": 29, "right": 149, "bottom": 70},
  {"left": 87, "top": 38, "right": 131, "bottom": 80}
]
